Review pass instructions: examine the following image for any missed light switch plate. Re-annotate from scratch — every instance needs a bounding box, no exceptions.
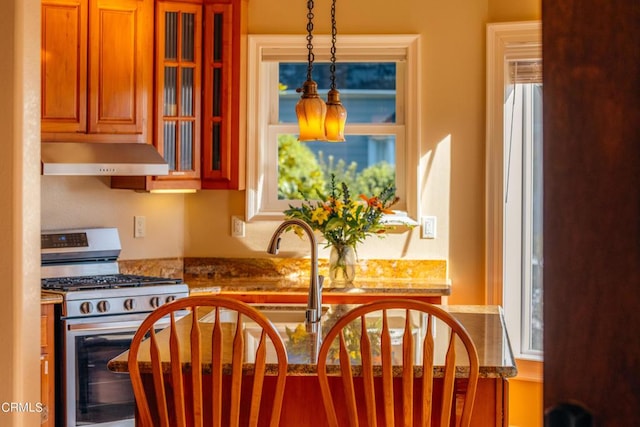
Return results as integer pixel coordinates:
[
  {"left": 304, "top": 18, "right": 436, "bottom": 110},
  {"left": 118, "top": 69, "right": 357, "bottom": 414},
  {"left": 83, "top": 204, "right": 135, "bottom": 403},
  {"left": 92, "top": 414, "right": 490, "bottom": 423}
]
[
  {"left": 421, "top": 216, "right": 436, "bottom": 239},
  {"left": 134, "top": 216, "right": 146, "bottom": 238},
  {"left": 231, "top": 216, "right": 245, "bottom": 237}
]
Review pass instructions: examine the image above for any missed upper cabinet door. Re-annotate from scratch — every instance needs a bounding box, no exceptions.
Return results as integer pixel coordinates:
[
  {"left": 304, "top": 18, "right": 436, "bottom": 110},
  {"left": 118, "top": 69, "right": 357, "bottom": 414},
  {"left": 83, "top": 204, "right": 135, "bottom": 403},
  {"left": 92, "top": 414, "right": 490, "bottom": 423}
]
[
  {"left": 41, "top": 0, "right": 88, "bottom": 134},
  {"left": 155, "top": 2, "right": 202, "bottom": 183},
  {"left": 89, "top": 0, "right": 152, "bottom": 136},
  {"left": 41, "top": 0, "right": 153, "bottom": 143},
  {"left": 112, "top": 0, "right": 204, "bottom": 191},
  {"left": 201, "top": 0, "right": 246, "bottom": 190}
]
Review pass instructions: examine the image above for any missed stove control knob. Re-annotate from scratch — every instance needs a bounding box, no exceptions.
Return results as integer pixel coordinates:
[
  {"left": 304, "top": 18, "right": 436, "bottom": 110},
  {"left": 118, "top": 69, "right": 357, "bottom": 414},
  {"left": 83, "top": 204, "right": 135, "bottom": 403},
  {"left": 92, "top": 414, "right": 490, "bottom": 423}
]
[
  {"left": 80, "top": 301, "right": 93, "bottom": 315},
  {"left": 97, "top": 300, "right": 110, "bottom": 313},
  {"left": 165, "top": 295, "right": 176, "bottom": 304},
  {"left": 123, "top": 298, "right": 137, "bottom": 311},
  {"left": 150, "top": 296, "right": 161, "bottom": 309}
]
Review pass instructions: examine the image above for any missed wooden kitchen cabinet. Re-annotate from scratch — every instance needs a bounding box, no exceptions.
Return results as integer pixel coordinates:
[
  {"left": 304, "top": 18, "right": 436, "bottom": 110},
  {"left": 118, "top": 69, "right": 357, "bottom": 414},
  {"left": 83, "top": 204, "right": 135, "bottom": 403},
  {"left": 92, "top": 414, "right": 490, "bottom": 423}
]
[
  {"left": 40, "top": 304, "right": 55, "bottom": 427},
  {"left": 200, "top": 0, "right": 247, "bottom": 190},
  {"left": 155, "top": 1, "right": 203, "bottom": 189},
  {"left": 114, "top": 0, "right": 204, "bottom": 191},
  {"left": 41, "top": 0, "right": 153, "bottom": 143},
  {"left": 111, "top": 0, "right": 247, "bottom": 191}
]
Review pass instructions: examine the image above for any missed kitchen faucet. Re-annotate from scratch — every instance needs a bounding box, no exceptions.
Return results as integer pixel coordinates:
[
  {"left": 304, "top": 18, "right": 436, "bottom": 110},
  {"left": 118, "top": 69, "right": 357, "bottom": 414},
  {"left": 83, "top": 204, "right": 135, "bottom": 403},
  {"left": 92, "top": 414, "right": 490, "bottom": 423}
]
[{"left": 267, "top": 219, "right": 324, "bottom": 326}]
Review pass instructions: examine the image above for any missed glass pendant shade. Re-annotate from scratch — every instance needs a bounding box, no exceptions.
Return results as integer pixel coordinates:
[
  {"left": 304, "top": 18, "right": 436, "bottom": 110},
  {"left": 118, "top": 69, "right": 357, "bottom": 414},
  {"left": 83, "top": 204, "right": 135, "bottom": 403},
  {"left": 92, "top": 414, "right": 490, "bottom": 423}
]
[
  {"left": 325, "top": 88, "right": 347, "bottom": 142},
  {"left": 296, "top": 79, "right": 327, "bottom": 141}
]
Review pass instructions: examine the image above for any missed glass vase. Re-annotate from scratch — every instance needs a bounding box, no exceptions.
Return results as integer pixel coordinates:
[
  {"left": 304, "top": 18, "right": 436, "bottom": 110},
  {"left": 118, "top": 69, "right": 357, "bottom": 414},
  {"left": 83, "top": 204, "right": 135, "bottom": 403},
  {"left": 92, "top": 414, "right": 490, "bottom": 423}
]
[{"left": 329, "top": 244, "right": 356, "bottom": 284}]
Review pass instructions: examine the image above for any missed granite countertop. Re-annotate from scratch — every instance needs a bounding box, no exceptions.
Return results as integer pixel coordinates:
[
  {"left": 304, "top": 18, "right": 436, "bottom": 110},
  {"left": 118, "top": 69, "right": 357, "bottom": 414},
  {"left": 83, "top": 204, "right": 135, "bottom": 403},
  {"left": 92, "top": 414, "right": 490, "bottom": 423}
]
[
  {"left": 109, "top": 304, "right": 516, "bottom": 379},
  {"left": 186, "top": 277, "right": 451, "bottom": 297},
  {"left": 116, "top": 257, "right": 451, "bottom": 299}
]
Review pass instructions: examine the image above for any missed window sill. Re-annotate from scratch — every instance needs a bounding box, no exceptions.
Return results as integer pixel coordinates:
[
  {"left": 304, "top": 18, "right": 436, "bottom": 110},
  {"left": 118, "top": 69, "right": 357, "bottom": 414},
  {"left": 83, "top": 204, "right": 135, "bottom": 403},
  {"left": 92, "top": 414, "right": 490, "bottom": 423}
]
[
  {"left": 514, "top": 358, "right": 543, "bottom": 383},
  {"left": 380, "top": 211, "right": 419, "bottom": 227}
]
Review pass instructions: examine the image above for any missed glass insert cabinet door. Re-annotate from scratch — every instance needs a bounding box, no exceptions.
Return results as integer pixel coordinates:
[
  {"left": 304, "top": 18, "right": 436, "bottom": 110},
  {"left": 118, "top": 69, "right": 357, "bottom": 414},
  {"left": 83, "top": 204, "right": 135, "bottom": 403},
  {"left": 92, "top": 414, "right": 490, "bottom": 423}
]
[
  {"left": 156, "top": 3, "right": 202, "bottom": 180},
  {"left": 201, "top": 2, "right": 239, "bottom": 187}
]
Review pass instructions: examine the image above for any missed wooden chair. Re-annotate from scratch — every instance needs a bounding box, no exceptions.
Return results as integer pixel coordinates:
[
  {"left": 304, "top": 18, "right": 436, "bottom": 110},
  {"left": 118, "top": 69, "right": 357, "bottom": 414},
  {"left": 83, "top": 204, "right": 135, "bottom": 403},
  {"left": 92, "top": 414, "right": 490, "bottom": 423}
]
[
  {"left": 127, "top": 295, "right": 288, "bottom": 427},
  {"left": 317, "top": 299, "right": 479, "bottom": 427}
]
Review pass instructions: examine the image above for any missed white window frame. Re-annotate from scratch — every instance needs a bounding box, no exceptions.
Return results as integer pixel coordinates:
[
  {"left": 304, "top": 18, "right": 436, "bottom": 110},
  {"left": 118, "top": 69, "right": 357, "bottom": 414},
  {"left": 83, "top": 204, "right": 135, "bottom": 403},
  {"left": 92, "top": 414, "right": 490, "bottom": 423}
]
[
  {"left": 245, "top": 34, "right": 421, "bottom": 222},
  {"left": 486, "top": 21, "right": 543, "bottom": 361}
]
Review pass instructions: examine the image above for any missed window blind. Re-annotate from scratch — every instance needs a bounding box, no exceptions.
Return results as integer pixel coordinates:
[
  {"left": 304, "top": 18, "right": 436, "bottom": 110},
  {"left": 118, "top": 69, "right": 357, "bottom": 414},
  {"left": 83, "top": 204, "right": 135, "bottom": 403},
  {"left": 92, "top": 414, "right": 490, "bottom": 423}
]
[{"left": 509, "top": 60, "right": 543, "bottom": 84}]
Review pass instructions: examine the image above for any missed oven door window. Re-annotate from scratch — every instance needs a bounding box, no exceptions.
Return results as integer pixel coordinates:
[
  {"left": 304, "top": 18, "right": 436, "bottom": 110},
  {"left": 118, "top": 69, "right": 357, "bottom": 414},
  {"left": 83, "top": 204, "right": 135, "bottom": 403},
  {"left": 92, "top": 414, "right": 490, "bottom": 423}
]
[{"left": 75, "top": 332, "right": 135, "bottom": 424}]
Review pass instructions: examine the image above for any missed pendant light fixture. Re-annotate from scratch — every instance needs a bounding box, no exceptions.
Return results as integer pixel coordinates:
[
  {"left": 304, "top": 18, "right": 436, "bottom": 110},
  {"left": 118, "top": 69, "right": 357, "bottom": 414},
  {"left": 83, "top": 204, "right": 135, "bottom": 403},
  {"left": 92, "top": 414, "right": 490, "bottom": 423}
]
[
  {"left": 296, "top": 0, "right": 327, "bottom": 141},
  {"left": 324, "top": 0, "right": 347, "bottom": 142}
]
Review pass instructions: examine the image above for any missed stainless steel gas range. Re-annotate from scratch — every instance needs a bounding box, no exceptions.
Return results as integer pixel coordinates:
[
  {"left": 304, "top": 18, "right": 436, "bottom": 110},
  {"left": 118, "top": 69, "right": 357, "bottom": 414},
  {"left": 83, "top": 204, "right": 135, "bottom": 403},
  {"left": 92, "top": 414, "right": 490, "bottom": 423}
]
[{"left": 41, "top": 227, "right": 189, "bottom": 427}]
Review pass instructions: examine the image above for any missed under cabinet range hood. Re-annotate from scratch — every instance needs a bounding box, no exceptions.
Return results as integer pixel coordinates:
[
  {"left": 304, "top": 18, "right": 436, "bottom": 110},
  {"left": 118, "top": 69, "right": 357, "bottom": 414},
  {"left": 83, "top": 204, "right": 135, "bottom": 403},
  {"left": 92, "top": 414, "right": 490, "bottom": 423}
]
[{"left": 41, "top": 142, "right": 170, "bottom": 176}]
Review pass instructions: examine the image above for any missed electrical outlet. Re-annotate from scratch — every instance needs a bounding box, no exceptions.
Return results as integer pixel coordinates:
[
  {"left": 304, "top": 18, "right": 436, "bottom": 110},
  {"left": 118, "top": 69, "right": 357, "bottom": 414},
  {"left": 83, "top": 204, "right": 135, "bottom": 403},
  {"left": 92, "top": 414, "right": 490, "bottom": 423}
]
[
  {"left": 421, "top": 216, "right": 436, "bottom": 239},
  {"left": 134, "top": 216, "right": 146, "bottom": 238},
  {"left": 231, "top": 216, "right": 245, "bottom": 237}
]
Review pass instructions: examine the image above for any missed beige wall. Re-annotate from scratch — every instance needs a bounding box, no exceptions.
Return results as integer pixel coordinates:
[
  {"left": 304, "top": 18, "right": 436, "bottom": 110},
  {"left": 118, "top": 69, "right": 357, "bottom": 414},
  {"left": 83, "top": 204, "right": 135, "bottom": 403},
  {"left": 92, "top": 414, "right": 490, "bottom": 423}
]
[
  {"left": 41, "top": 177, "right": 185, "bottom": 260},
  {"left": 1, "top": 0, "right": 42, "bottom": 424},
  {"left": 489, "top": 0, "right": 541, "bottom": 21}
]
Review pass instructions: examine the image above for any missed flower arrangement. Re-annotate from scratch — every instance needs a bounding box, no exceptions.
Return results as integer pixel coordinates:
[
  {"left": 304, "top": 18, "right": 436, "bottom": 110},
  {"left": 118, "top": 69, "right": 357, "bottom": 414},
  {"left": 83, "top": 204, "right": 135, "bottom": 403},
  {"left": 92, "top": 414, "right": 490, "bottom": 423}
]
[
  {"left": 283, "top": 174, "right": 398, "bottom": 249},
  {"left": 283, "top": 175, "right": 398, "bottom": 282}
]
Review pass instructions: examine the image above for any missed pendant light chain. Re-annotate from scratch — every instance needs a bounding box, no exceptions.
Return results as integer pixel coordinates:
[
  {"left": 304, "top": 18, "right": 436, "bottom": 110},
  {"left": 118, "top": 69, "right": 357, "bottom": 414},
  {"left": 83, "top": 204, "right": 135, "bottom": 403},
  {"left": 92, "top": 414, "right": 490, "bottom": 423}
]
[
  {"left": 324, "top": 0, "right": 346, "bottom": 142},
  {"left": 329, "top": 0, "right": 338, "bottom": 90},
  {"left": 296, "top": 0, "right": 345, "bottom": 142},
  {"left": 305, "top": 0, "right": 315, "bottom": 82}
]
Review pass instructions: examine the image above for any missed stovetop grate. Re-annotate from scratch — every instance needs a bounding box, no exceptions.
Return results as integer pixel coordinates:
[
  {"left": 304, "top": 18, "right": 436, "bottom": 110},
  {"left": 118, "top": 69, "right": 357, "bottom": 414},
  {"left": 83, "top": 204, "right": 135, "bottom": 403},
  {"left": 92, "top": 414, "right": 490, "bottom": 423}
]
[{"left": 41, "top": 274, "right": 183, "bottom": 292}]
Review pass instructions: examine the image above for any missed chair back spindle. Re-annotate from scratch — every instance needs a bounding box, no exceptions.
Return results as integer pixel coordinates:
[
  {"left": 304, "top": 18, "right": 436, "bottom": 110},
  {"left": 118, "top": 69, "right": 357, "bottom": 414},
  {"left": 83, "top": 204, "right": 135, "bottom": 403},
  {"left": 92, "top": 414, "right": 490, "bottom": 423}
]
[
  {"left": 128, "top": 296, "right": 288, "bottom": 427},
  {"left": 317, "top": 299, "right": 479, "bottom": 427}
]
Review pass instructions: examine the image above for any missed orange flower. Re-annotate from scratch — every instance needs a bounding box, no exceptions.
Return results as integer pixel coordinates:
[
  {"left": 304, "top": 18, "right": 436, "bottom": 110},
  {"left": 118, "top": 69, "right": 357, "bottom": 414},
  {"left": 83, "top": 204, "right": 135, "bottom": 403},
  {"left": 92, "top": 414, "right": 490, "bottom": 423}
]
[{"left": 359, "top": 194, "right": 395, "bottom": 214}]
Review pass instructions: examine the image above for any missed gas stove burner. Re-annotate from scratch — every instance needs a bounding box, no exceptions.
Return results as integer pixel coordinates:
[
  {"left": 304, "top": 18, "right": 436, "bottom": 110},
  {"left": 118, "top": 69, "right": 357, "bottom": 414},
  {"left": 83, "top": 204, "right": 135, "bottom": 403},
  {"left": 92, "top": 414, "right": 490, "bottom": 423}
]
[{"left": 41, "top": 274, "right": 183, "bottom": 292}]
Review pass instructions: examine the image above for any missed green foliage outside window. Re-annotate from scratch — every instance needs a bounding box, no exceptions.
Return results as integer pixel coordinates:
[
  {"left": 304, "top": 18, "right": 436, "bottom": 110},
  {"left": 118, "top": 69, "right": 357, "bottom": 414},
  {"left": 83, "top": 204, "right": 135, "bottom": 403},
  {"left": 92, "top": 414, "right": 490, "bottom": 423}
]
[
  {"left": 353, "top": 161, "right": 396, "bottom": 198},
  {"left": 277, "top": 135, "right": 325, "bottom": 200},
  {"left": 278, "top": 135, "right": 396, "bottom": 200}
]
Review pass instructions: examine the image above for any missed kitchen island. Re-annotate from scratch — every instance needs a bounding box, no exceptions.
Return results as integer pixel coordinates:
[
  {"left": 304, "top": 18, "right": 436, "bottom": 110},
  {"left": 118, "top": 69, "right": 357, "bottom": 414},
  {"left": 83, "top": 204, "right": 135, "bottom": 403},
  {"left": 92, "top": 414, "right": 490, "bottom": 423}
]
[{"left": 109, "top": 303, "right": 515, "bottom": 426}]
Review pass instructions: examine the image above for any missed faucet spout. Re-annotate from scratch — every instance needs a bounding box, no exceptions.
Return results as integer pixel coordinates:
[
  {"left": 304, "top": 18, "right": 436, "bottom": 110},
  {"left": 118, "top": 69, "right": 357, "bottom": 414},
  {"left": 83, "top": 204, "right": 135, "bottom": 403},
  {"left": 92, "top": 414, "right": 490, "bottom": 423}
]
[{"left": 267, "top": 219, "right": 323, "bottom": 324}]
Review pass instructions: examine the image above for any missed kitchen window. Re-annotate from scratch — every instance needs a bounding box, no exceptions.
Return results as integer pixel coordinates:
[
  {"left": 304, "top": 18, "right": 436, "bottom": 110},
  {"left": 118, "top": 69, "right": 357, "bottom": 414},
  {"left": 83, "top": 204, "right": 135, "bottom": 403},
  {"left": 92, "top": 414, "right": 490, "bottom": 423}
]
[
  {"left": 486, "top": 22, "right": 543, "bottom": 361},
  {"left": 246, "top": 35, "right": 420, "bottom": 221}
]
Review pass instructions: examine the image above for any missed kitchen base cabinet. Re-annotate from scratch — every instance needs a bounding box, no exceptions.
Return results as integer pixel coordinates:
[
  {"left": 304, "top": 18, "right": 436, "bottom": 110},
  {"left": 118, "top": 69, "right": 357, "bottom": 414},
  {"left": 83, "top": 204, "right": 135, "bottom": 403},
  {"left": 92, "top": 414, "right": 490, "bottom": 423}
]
[
  {"left": 40, "top": 304, "right": 55, "bottom": 427},
  {"left": 129, "top": 373, "right": 508, "bottom": 426},
  {"left": 276, "top": 377, "right": 509, "bottom": 426}
]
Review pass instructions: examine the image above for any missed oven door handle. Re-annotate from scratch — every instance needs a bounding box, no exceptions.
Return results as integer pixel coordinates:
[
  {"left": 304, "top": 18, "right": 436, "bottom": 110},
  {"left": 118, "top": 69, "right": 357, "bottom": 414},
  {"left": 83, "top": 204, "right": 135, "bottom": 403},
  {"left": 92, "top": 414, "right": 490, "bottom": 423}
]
[{"left": 67, "top": 318, "right": 173, "bottom": 333}]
